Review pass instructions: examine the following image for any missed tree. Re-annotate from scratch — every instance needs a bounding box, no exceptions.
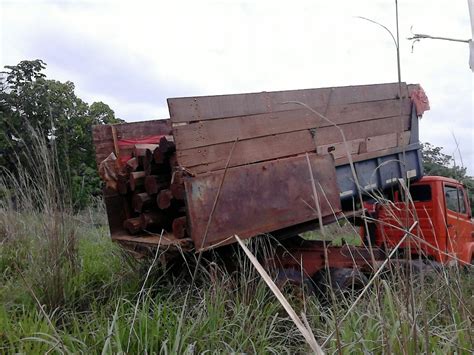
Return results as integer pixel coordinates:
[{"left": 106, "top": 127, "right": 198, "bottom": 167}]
[
  {"left": 421, "top": 142, "right": 474, "bottom": 214},
  {"left": 0, "top": 59, "right": 124, "bottom": 209}
]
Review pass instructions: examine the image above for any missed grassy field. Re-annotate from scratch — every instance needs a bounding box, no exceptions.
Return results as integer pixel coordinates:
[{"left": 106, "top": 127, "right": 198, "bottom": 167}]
[
  {"left": 0, "top": 202, "right": 473, "bottom": 354},
  {"left": 0, "top": 136, "right": 472, "bottom": 354}
]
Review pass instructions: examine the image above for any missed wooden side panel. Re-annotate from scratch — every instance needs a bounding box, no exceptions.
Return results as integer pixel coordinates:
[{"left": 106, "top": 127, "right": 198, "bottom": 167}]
[
  {"left": 178, "top": 115, "right": 410, "bottom": 174},
  {"left": 185, "top": 153, "right": 341, "bottom": 251},
  {"left": 173, "top": 98, "right": 411, "bottom": 150},
  {"left": 177, "top": 130, "right": 314, "bottom": 174},
  {"left": 366, "top": 133, "right": 398, "bottom": 152},
  {"left": 168, "top": 82, "right": 408, "bottom": 123},
  {"left": 92, "top": 119, "right": 172, "bottom": 166}
]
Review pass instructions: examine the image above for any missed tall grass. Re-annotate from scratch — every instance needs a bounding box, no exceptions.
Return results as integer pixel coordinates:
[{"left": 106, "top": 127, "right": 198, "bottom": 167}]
[{"left": 0, "top": 129, "right": 472, "bottom": 353}]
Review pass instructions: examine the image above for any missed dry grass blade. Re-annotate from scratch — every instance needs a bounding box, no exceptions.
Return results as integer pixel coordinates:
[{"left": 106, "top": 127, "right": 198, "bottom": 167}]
[
  {"left": 234, "top": 235, "right": 324, "bottom": 355},
  {"left": 305, "top": 153, "right": 325, "bottom": 236}
]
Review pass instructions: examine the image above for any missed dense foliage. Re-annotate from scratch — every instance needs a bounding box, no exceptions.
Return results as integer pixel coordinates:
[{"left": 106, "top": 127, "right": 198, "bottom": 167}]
[{"left": 0, "top": 59, "right": 123, "bottom": 209}]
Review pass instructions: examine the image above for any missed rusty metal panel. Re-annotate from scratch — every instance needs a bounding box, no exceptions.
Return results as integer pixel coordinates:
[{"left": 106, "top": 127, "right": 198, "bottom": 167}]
[{"left": 184, "top": 153, "right": 341, "bottom": 251}]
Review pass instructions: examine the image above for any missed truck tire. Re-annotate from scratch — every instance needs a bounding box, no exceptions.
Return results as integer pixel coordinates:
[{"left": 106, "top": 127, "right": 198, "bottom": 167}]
[
  {"left": 275, "top": 268, "right": 316, "bottom": 296},
  {"left": 328, "top": 268, "right": 369, "bottom": 296},
  {"left": 312, "top": 267, "right": 369, "bottom": 301}
]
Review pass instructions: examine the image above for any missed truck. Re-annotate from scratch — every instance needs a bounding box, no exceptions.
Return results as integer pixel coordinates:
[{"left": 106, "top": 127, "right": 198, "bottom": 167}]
[{"left": 92, "top": 81, "right": 473, "bottom": 292}]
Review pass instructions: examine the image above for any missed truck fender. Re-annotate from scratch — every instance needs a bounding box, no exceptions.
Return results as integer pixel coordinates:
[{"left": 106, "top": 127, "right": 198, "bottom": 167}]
[{"left": 462, "top": 242, "right": 474, "bottom": 265}]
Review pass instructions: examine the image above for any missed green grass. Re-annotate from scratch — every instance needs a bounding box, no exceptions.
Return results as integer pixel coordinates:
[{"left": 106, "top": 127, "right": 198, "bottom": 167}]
[{"left": 1, "top": 209, "right": 472, "bottom": 354}]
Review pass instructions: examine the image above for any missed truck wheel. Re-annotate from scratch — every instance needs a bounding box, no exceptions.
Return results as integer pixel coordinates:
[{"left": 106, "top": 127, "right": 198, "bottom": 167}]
[
  {"left": 275, "top": 268, "right": 316, "bottom": 296},
  {"left": 328, "top": 268, "right": 369, "bottom": 296}
]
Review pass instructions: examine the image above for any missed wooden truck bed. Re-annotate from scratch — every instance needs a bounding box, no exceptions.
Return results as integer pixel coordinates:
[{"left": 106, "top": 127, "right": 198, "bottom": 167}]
[{"left": 93, "top": 82, "right": 426, "bottom": 254}]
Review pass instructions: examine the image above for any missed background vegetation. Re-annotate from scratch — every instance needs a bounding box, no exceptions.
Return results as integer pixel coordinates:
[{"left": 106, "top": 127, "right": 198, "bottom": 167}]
[
  {"left": 0, "top": 60, "right": 473, "bottom": 353},
  {"left": 1, "top": 59, "right": 123, "bottom": 209}
]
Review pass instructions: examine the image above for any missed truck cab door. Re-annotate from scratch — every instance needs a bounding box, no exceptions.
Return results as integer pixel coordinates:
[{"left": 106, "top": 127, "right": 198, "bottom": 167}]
[{"left": 443, "top": 184, "right": 471, "bottom": 263}]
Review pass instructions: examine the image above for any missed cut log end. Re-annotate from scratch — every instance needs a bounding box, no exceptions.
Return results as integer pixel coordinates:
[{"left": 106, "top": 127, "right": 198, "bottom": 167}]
[
  {"left": 157, "top": 189, "right": 173, "bottom": 209},
  {"left": 132, "top": 192, "right": 152, "bottom": 213},
  {"left": 123, "top": 217, "right": 142, "bottom": 235},
  {"left": 140, "top": 211, "right": 168, "bottom": 231},
  {"left": 172, "top": 216, "right": 187, "bottom": 239},
  {"left": 144, "top": 175, "right": 169, "bottom": 195},
  {"left": 129, "top": 171, "right": 146, "bottom": 191},
  {"left": 170, "top": 183, "right": 186, "bottom": 200}
]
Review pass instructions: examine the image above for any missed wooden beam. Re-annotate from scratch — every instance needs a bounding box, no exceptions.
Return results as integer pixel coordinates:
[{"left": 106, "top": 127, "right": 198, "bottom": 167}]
[
  {"left": 168, "top": 82, "right": 408, "bottom": 123},
  {"left": 157, "top": 189, "right": 173, "bottom": 210},
  {"left": 129, "top": 171, "right": 146, "bottom": 191},
  {"left": 172, "top": 216, "right": 187, "bottom": 239},
  {"left": 123, "top": 217, "right": 142, "bottom": 235},
  {"left": 132, "top": 192, "right": 152, "bottom": 213}
]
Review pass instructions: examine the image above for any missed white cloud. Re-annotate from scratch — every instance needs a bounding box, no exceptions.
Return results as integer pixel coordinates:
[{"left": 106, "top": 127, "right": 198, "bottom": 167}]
[{"left": 1, "top": 0, "right": 473, "bottom": 173}]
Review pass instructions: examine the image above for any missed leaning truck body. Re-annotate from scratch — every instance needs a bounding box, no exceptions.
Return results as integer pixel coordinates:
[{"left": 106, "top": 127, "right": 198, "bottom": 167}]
[{"left": 92, "top": 82, "right": 473, "bottom": 287}]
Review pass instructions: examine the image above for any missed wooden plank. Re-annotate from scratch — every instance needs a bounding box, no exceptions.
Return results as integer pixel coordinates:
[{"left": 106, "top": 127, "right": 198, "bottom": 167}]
[
  {"left": 93, "top": 140, "right": 115, "bottom": 150},
  {"left": 173, "top": 98, "right": 411, "bottom": 150},
  {"left": 398, "top": 131, "right": 411, "bottom": 146},
  {"left": 168, "top": 82, "right": 409, "bottom": 123},
  {"left": 185, "top": 153, "right": 341, "bottom": 251},
  {"left": 366, "top": 133, "right": 398, "bottom": 152},
  {"left": 316, "top": 139, "right": 364, "bottom": 159},
  {"left": 112, "top": 234, "right": 191, "bottom": 248},
  {"left": 177, "top": 115, "right": 410, "bottom": 174},
  {"left": 178, "top": 130, "right": 315, "bottom": 174},
  {"left": 313, "top": 115, "right": 409, "bottom": 145},
  {"left": 92, "top": 119, "right": 171, "bottom": 142}
]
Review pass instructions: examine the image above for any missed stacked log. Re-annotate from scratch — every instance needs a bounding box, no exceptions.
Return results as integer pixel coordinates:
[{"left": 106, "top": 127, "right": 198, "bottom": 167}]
[{"left": 117, "top": 138, "right": 188, "bottom": 238}]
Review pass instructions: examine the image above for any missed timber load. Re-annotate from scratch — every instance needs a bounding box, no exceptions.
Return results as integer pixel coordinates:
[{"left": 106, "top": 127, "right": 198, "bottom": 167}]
[{"left": 93, "top": 82, "right": 429, "bottom": 255}]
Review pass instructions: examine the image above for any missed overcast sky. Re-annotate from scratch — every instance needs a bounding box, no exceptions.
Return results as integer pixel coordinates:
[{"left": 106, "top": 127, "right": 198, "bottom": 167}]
[{"left": 1, "top": 0, "right": 473, "bottom": 174}]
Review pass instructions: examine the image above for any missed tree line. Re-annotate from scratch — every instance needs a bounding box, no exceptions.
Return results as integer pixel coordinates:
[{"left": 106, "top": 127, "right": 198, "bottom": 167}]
[{"left": 0, "top": 59, "right": 123, "bottom": 209}]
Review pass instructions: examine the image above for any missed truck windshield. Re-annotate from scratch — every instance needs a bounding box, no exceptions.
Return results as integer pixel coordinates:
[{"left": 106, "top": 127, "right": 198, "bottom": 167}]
[{"left": 409, "top": 184, "right": 432, "bottom": 202}]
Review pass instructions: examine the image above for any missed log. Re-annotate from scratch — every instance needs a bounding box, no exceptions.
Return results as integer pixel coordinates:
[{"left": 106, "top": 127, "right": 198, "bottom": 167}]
[
  {"left": 132, "top": 192, "right": 152, "bottom": 212},
  {"left": 133, "top": 144, "right": 159, "bottom": 157},
  {"left": 117, "top": 175, "right": 128, "bottom": 195},
  {"left": 153, "top": 147, "right": 165, "bottom": 164},
  {"left": 172, "top": 216, "right": 187, "bottom": 239},
  {"left": 170, "top": 171, "right": 185, "bottom": 199},
  {"left": 169, "top": 152, "right": 178, "bottom": 167},
  {"left": 172, "top": 170, "right": 185, "bottom": 184},
  {"left": 144, "top": 175, "right": 169, "bottom": 195},
  {"left": 170, "top": 183, "right": 185, "bottom": 200},
  {"left": 129, "top": 171, "right": 146, "bottom": 191},
  {"left": 140, "top": 211, "right": 167, "bottom": 230},
  {"left": 123, "top": 217, "right": 142, "bottom": 235},
  {"left": 125, "top": 157, "right": 139, "bottom": 172},
  {"left": 158, "top": 135, "right": 175, "bottom": 153},
  {"left": 157, "top": 189, "right": 173, "bottom": 209},
  {"left": 143, "top": 149, "right": 155, "bottom": 172}
]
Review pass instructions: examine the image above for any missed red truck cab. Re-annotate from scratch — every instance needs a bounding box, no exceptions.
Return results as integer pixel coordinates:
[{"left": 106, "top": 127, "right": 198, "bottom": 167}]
[{"left": 371, "top": 176, "right": 474, "bottom": 265}]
